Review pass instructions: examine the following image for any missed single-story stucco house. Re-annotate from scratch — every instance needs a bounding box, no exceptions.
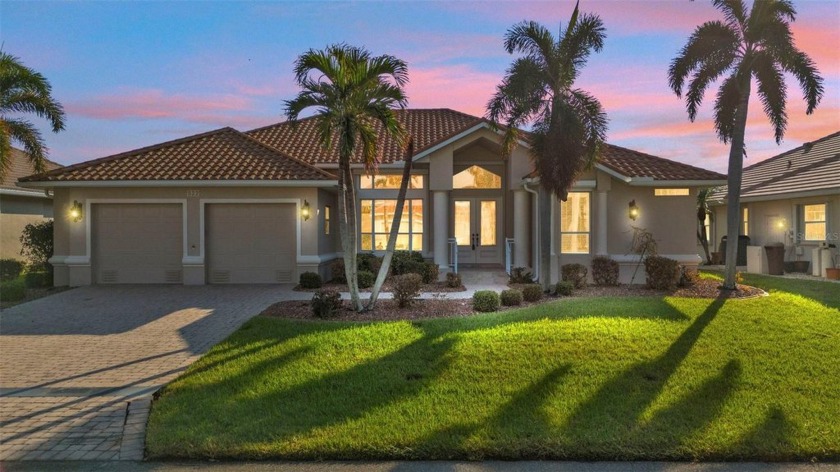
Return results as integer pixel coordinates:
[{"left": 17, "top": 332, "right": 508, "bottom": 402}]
[
  {"left": 1, "top": 148, "right": 61, "bottom": 260},
  {"left": 18, "top": 108, "right": 726, "bottom": 286},
  {"left": 710, "top": 130, "right": 840, "bottom": 277}
]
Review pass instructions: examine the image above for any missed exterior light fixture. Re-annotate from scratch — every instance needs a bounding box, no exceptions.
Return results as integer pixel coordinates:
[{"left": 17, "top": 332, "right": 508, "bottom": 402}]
[
  {"left": 628, "top": 200, "right": 640, "bottom": 221},
  {"left": 69, "top": 200, "right": 84, "bottom": 222},
  {"left": 301, "top": 199, "right": 311, "bottom": 221}
]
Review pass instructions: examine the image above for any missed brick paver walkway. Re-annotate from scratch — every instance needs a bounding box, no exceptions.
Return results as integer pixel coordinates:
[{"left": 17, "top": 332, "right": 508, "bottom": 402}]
[{"left": 0, "top": 285, "right": 287, "bottom": 461}]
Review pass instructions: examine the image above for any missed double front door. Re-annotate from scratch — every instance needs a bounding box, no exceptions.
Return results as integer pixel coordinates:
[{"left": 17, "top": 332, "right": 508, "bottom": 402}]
[{"left": 452, "top": 197, "right": 501, "bottom": 265}]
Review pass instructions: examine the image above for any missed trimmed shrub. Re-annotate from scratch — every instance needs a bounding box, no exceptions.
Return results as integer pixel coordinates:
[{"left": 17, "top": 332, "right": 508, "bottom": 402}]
[
  {"left": 644, "top": 256, "right": 681, "bottom": 290},
  {"left": 0, "top": 278, "right": 26, "bottom": 303},
  {"left": 24, "top": 271, "right": 52, "bottom": 288},
  {"left": 299, "top": 271, "right": 323, "bottom": 289},
  {"left": 357, "top": 270, "right": 375, "bottom": 289},
  {"left": 391, "top": 251, "right": 425, "bottom": 275},
  {"left": 679, "top": 266, "right": 700, "bottom": 288},
  {"left": 473, "top": 290, "right": 500, "bottom": 312},
  {"left": 500, "top": 288, "right": 523, "bottom": 306},
  {"left": 330, "top": 258, "right": 346, "bottom": 284},
  {"left": 311, "top": 289, "right": 342, "bottom": 318},
  {"left": 554, "top": 281, "right": 574, "bottom": 297},
  {"left": 393, "top": 273, "right": 422, "bottom": 308},
  {"left": 0, "top": 259, "right": 24, "bottom": 282},
  {"left": 446, "top": 272, "right": 462, "bottom": 288},
  {"left": 421, "top": 262, "right": 439, "bottom": 284},
  {"left": 357, "top": 253, "right": 382, "bottom": 275},
  {"left": 509, "top": 267, "right": 535, "bottom": 284},
  {"left": 522, "top": 283, "right": 543, "bottom": 302},
  {"left": 591, "top": 256, "right": 619, "bottom": 286},
  {"left": 19, "top": 220, "right": 53, "bottom": 271},
  {"left": 561, "top": 263, "right": 588, "bottom": 288}
]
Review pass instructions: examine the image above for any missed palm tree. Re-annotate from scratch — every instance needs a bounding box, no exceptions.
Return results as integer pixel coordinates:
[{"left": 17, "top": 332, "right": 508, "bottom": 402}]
[
  {"left": 696, "top": 188, "right": 715, "bottom": 264},
  {"left": 669, "top": 0, "right": 823, "bottom": 289},
  {"left": 285, "top": 44, "right": 408, "bottom": 311},
  {"left": 487, "top": 1, "right": 608, "bottom": 289},
  {"left": 0, "top": 51, "right": 66, "bottom": 178}
]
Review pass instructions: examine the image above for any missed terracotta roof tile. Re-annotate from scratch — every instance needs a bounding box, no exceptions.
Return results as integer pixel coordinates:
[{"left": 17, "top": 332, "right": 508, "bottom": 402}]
[
  {"left": 20, "top": 127, "right": 336, "bottom": 183},
  {"left": 599, "top": 144, "right": 726, "bottom": 182},
  {"left": 2, "top": 148, "right": 61, "bottom": 190},
  {"left": 247, "top": 108, "right": 483, "bottom": 165}
]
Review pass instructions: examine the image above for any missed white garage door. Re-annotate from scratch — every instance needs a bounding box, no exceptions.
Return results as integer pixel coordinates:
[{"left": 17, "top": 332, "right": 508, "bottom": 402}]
[
  {"left": 206, "top": 203, "right": 295, "bottom": 284},
  {"left": 93, "top": 204, "right": 183, "bottom": 284}
]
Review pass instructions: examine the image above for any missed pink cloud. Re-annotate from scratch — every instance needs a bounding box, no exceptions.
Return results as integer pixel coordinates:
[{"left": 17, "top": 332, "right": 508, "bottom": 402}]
[{"left": 405, "top": 65, "right": 501, "bottom": 117}]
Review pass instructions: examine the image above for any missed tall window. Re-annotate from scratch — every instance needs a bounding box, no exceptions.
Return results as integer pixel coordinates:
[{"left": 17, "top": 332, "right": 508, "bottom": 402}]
[
  {"left": 560, "top": 192, "right": 590, "bottom": 254},
  {"left": 703, "top": 213, "right": 712, "bottom": 242},
  {"left": 742, "top": 207, "right": 748, "bottom": 236},
  {"left": 324, "top": 206, "right": 331, "bottom": 235},
  {"left": 359, "top": 174, "right": 424, "bottom": 189},
  {"left": 802, "top": 204, "right": 826, "bottom": 241},
  {"left": 453, "top": 165, "right": 501, "bottom": 189},
  {"left": 360, "top": 199, "right": 423, "bottom": 251}
]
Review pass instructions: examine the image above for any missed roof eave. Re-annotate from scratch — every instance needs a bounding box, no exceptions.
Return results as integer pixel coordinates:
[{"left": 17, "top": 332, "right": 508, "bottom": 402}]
[
  {"left": 0, "top": 187, "right": 52, "bottom": 198},
  {"left": 18, "top": 180, "right": 339, "bottom": 189},
  {"left": 713, "top": 187, "right": 840, "bottom": 204}
]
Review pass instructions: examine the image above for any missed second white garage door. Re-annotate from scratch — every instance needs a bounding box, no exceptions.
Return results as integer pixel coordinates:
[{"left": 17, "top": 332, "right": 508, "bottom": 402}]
[{"left": 205, "top": 203, "right": 296, "bottom": 284}]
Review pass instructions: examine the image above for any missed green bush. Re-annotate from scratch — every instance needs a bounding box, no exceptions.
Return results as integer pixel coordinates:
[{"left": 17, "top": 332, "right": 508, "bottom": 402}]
[
  {"left": 561, "top": 263, "right": 588, "bottom": 288},
  {"left": 473, "top": 290, "right": 500, "bottom": 312},
  {"left": 357, "top": 253, "right": 382, "bottom": 274},
  {"left": 391, "top": 251, "right": 424, "bottom": 275},
  {"left": 509, "top": 267, "right": 535, "bottom": 284},
  {"left": 644, "top": 256, "right": 681, "bottom": 290},
  {"left": 0, "top": 259, "right": 24, "bottom": 282},
  {"left": 357, "top": 270, "right": 375, "bottom": 289},
  {"left": 330, "top": 259, "right": 346, "bottom": 284},
  {"left": 299, "top": 271, "right": 323, "bottom": 289},
  {"left": 20, "top": 220, "right": 53, "bottom": 271},
  {"left": 311, "top": 289, "right": 342, "bottom": 318},
  {"left": 421, "top": 262, "right": 439, "bottom": 284},
  {"left": 24, "top": 271, "right": 52, "bottom": 288},
  {"left": 446, "top": 272, "right": 462, "bottom": 288},
  {"left": 522, "top": 283, "right": 543, "bottom": 302},
  {"left": 554, "top": 281, "right": 574, "bottom": 297},
  {"left": 591, "top": 256, "right": 619, "bottom": 286},
  {"left": 500, "top": 288, "right": 523, "bottom": 306},
  {"left": 392, "top": 273, "right": 423, "bottom": 308},
  {"left": 679, "top": 265, "right": 700, "bottom": 288},
  {"left": 0, "top": 278, "right": 26, "bottom": 303}
]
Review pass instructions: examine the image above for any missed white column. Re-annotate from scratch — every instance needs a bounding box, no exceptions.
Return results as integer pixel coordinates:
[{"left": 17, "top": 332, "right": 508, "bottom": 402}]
[
  {"left": 596, "top": 190, "right": 608, "bottom": 255},
  {"left": 513, "top": 189, "right": 530, "bottom": 268},
  {"left": 433, "top": 190, "right": 449, "bottom": 269}
]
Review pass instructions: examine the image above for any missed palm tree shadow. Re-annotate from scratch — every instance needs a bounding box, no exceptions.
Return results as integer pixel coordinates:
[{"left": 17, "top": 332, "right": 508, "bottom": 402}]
[{"left": 733, "top": 406, "right": 798, "bottom": 461}]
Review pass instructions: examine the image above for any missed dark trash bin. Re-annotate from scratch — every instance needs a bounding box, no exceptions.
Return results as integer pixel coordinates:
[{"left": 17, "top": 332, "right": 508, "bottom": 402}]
[
  {"left": 719, "top": 235, "right": 751, "bottom": 266},
  {"left": 764, "top": 243, "right": 785, "bottom": 275}
]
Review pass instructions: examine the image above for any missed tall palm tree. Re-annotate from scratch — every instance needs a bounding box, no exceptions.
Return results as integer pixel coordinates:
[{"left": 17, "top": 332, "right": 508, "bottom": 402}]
[
  {"left": 669, "top": 0, "right": 823, "bottom": 289},
  {"left": 285, "top": 44, "right": 408, "bottom": 311},
  {"left": 0, "top": 51, "right": 66, "bottom": 178},
  {"left": 696, "top": 188, "right": 715, "bottom": 264},
  {"left": 487, "top": 1, "right": 608, "bottom": 289}
]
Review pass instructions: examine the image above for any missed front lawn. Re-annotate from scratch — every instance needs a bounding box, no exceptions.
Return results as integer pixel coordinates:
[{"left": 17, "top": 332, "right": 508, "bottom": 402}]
[{"left": 146, "top": 273, "right": 840, "bottom": 461}]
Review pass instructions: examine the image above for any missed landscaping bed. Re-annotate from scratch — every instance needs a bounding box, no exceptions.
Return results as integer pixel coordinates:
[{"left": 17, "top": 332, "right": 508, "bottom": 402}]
[{"left": 293, "top": 280, "right": 466, "bottom": 293}]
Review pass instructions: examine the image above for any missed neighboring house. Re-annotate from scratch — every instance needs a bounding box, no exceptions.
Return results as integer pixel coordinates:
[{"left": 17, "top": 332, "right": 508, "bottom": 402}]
[
  {"left": 709, "top": 131, "right": 840, "bottom": 274},
  {"left": 1, "top": 148, "right": 61, "bottom": 260},
  {"left": 19, "top": 108, "right": 725, "bottom": 286}
]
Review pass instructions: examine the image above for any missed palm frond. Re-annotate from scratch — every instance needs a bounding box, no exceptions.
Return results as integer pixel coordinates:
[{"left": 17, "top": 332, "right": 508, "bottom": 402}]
[
  {"left": 712, "top": 72, "right": 742, "bottom": 144},
  {"left": 668, "top": 21, "right": 740, "bottom": 97},
  {"left": 2, "top": 118, "right": 48, "bottom": 173},
  {"left": 504, "top": 21, "right": 555, "bottom": 68},
  {"left": 752, "top": 52, "right": 788, "bottom": 144},
  {"left": 712, "top": 0, "right": 748, "bottom": 28}
]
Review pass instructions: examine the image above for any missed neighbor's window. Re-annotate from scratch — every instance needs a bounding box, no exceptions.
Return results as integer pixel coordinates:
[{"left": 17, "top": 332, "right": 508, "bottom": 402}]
[
  {"left": 324, "top": 206, "right": 331, "bottom": 235},
  {"left": 703, "top": 213, "right": 712, "bottom": 242},
  {"left": 359, "top": 174, "right": 424, "bottom": 189},
  {"left": 453, "top": 165, "right": 501, "bottom": 189},
  {"left": 654, "top": 188, "right": 690, "bottom": 196},
  {"left": 560, "top": 192, "right": 590, "bottom": 254},
  {"left": 360, "top": 199, "right": 423, "bottom": 251},
  {"left": 742, "top": 207, "right": 749, "bottom": 236},
  {"left": 803, "top": 204, "right": 826, "bottom": 241}
]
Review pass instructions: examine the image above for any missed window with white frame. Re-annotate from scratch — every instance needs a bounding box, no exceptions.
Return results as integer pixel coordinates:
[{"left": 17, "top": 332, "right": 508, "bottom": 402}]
[
  {"left": 359, "top": 174, "right": 424, "bottom": 189},
  {"left": 360, "top": 199, "right": 423, "bottom": 251},
  {"left": 655, "top": 188, "right": 690, "bottom": 196},
  {"left": 324, "top": 206, "right": 331, "bottom": 235},
  {"left": 742, "top": 207, "right": 749, "bottom": 236},
  {"left": 802, "top": 204, "right": 826, "bottom": 241},
  {"left": 560, "top": 192, "right": 590, "bottom": 254}
]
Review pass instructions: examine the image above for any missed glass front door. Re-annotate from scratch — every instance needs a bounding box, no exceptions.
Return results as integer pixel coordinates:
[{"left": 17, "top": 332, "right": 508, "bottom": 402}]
[{"left": 452, "top": 198, "right": 501, "bottom": 265}]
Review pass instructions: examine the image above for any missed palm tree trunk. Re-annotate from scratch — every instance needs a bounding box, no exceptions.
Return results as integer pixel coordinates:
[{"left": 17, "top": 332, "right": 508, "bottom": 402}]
[
  {"left": 365, "top": 139, "right": 414, "bottom": 310},
  {"left": 539, "top": 186, "right": 552, "bottom": 290},
  {"left": 722, "top": 77, "right": 751, "bottom": 290},
  {"left": 338, "top": 154, "right": 363, "bottom": 311}
]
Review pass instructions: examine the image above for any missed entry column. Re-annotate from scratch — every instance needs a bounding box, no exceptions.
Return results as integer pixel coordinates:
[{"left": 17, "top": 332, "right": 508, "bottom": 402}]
[
  {"left": 433, "top": 190, "right": 450, "bottom": 270},
  {"left": 513, "top": 189, "right": 530, "bottom": 268}
]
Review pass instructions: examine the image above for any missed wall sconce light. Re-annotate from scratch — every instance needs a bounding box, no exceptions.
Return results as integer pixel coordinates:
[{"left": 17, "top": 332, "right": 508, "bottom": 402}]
[
  {"left": 628, "top": 199, "right": 640, "bottom": 221},
  {"left": 69, "top": 200, "right": 84, "bottom": 222},
  {"left": 301, "top": 199, "right": 311, "bottom": 221}
]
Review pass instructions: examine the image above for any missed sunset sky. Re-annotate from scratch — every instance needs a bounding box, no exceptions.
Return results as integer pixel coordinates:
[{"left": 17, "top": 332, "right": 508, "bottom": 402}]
[{"left": 2, "top": 0, "right": 838, "bottom": 173}]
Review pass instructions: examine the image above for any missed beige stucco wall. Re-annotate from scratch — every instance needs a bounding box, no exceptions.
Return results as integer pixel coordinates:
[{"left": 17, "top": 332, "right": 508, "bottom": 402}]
[
  {"left": 50, "top": 186, "right": 334, "bottom": 286},
  {"left": 0, "top": 194, "right": 53, "bottom": 261}
]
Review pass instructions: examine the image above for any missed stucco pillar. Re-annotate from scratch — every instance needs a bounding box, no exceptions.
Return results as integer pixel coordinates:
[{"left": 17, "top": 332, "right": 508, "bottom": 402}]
[
  {"left": 513, "top": 189, "right": 530, "bottom": 268},
  {"left": 596, "top": 190, "right": 608, "bottom": 255},
  {"left": 433, "top": 190, "right": 450, "bottom": 270}
]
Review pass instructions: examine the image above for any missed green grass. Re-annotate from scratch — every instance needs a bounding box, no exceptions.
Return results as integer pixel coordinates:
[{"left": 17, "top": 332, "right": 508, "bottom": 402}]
[{"left": 146, "top": 273, "right": 840, "bottom": 461}]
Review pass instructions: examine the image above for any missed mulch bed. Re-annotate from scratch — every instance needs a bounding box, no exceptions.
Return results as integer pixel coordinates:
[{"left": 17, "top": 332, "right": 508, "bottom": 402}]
[
  {"left": 261, "top": 279, "right": 765, "bottom": 322},
  {"left": 293, "top": 281, "right": 466, "bottom": 293}
]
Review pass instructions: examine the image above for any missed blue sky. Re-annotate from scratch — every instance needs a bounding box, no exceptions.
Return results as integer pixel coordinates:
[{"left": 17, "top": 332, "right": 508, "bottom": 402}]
[{"left": 2, "top": 0, "right": 838, "bottom": 173}]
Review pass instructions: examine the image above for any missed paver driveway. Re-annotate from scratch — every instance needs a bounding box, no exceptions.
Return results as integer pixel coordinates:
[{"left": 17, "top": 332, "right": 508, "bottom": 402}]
[{"left": 0, "top": 285, "right": 291, "bottom": 461}]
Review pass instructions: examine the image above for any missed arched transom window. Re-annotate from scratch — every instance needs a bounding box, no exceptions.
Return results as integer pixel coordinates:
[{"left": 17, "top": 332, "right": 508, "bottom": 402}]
[{"left": 453, "top": 165, "right": 502, "bottom": 189}]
